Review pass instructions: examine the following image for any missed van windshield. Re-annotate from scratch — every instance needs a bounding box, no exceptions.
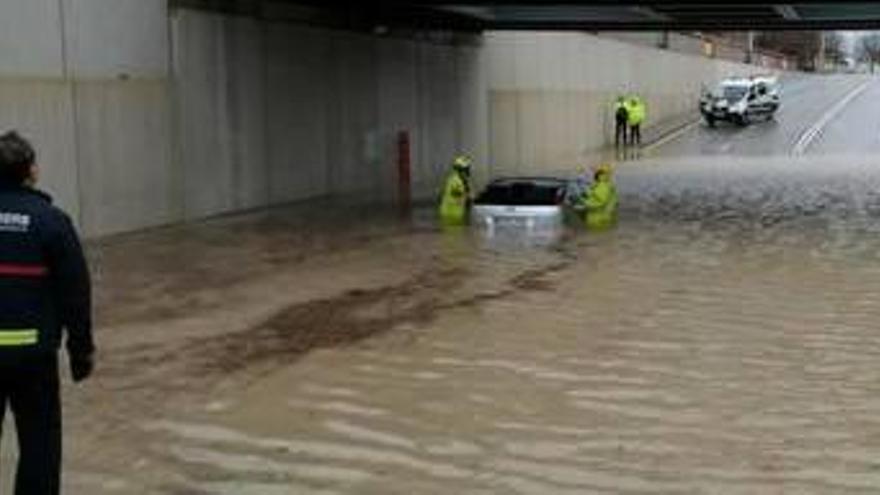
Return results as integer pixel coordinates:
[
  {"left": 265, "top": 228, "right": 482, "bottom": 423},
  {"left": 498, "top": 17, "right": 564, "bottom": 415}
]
[{"left": 719, "top": 85, "right": 749, "bottom": 101}]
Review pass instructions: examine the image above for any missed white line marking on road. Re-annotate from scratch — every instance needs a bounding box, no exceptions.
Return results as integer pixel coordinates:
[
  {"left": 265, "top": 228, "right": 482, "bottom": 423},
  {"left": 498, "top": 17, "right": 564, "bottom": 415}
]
[
  {"left": 791, "top": 78, "right": 874, "bottom": 156},
  {"left": 642, "top": 120, "right": 700, "bottom": 152}
]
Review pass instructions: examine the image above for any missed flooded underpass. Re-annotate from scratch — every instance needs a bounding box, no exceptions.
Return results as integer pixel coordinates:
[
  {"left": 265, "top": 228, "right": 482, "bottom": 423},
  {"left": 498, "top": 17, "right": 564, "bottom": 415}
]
[{"left": 10, "top": 156, "right": 880, "bottom": 494}]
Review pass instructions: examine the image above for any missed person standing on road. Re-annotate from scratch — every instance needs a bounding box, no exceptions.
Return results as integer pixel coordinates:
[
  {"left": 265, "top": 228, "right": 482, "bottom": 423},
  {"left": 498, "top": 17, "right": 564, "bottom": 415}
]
[
  {"left": 614, "top": 96, "right": 629, "bottom": 147},
  {"left": 627, "top": 95, "right": 646, "bottom": 146},
  {"left": 0, "top": 131, "right": 94, "bottom": 495},
  {"left": 439, "top": 155, "right": 473, "bottom": 226},
  {"left": 577, "top": 163, "right": 618, "bottom": 231}
]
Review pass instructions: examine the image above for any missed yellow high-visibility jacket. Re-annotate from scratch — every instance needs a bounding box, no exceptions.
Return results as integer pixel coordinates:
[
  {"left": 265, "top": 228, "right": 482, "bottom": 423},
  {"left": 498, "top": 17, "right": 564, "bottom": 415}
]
[
  {"left": 580, "top": 178, "right": 618, "bottom": 230},
  {"left": 439, "top": 170, "right": 470, "bottom": 225},
  {"left": 628, "top": 99, "right": 646, "bottom": 126}
]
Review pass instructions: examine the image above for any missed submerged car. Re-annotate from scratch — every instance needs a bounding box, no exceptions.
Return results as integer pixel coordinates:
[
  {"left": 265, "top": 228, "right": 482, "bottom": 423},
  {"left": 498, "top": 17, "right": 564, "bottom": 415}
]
[
  {"left": 700, "top": 76, "right": 780, "bottom": 127},
  {"left": 471, "top": 177, "right": 569, "bottom": 232}
]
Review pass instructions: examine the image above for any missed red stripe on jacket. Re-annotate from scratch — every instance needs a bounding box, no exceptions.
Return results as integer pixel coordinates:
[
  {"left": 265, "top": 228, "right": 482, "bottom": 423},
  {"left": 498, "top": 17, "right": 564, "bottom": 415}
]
[{"left": 0, "top": 263, "right": 48, "bottom": 277}]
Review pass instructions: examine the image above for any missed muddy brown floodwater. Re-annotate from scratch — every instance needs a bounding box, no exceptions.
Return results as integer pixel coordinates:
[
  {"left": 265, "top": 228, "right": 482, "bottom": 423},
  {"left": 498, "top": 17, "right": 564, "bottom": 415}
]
[{"left": 7, "top": 156, "right": 880, "bottom": 494}]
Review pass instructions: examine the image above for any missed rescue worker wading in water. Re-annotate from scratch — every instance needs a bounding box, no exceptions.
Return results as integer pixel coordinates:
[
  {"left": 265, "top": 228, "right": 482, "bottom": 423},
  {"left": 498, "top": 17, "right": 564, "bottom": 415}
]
[
  {"left": 576, "top": 164, "right": 618, "bottom": 231},
  {"left": 438, "top": 155, "right": 473, "bottom": 226}
]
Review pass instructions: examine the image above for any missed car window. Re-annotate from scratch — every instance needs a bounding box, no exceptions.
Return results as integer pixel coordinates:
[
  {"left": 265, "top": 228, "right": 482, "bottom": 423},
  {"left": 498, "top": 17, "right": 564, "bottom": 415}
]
[{"left": 476, "top": 181, "right": 564, "bottom": 206}]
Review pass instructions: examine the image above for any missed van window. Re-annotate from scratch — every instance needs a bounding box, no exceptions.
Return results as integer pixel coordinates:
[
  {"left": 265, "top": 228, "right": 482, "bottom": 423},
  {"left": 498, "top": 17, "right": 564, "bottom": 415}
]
[{"left": 721, "top": 85, "right": 748, "bottom": 101}]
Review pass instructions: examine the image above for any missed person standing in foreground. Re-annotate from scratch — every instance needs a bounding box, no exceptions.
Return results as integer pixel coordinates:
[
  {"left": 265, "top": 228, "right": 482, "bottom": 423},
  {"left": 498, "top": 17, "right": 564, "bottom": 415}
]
[
  {"left": 0, "top": 131, "right": 94, "bottom": 495},
  {"left": 438, "top": 155, "right": 473, "bottom": 226}
]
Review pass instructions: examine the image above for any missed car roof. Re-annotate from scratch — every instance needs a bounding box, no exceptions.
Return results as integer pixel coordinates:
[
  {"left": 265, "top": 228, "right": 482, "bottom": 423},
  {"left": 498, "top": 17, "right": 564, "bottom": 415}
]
[
  {"left": 720, "top": 79, "right": 752, "bottom": 87},
  {"left": 752, "top": 77, "right": 778, "bottom": 84},
  {"left": 488, "top": 176, "right": 569, "bottom": 186}
]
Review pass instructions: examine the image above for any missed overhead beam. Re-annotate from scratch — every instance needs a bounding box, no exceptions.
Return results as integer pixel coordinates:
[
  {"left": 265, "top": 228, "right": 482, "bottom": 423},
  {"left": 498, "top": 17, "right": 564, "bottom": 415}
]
[
  {"left": 628, "top": 6, "right": 672, "bottom": 22},
  {"left": 774, "top": 4, "right": 801, "bottom": 20},
  {"left": 397, "top": 0, "right": 871, "bottom": 6},
  {"left": 477, "top": 19, "right": 880, "bottom": 31},
  {"left": 172, "top": 1, "right": 880, "bottom": 32}
]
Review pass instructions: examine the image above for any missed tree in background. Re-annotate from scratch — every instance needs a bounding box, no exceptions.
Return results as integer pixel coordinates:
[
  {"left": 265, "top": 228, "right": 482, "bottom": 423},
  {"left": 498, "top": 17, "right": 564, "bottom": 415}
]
[
  {"left": 755, "top": 31, "right": 822, "bottom": 71},
  {"left": 823, "top": 32, "right": 847, "bottom": 69},
  {"left": 857, "top": 33, "right": 880, "bottom": 73}
]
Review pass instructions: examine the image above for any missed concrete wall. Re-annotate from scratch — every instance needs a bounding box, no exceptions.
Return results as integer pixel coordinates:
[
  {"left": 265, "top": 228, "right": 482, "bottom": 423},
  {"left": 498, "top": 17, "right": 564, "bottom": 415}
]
[
  {"left": 0, "top": 0, "right": 172, "bottom": 237},
  {"left": 486, "top": 31, "right": 767, "bottom": 175},
  {"left": 172, "top": 10, "right": 489, "bottom": 220},
  {"left": 0, "top": 2, "right": 487, "bottom": 237}
]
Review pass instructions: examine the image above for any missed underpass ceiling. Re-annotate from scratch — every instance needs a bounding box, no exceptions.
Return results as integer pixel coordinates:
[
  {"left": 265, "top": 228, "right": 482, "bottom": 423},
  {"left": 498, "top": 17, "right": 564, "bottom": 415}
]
[{"left": 174, "top": 1, "right": 880, "bottom": 31}]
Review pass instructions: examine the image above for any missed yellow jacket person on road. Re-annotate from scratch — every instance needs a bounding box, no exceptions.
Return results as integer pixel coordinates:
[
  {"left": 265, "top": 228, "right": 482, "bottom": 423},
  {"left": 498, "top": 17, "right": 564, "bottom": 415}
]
[
  {"left": 627, "top": 96, "right": 646, "bottom": 126},
  {"left": 578, "top": 164, "right": 618, "bottom": 230},
  {"left": 439, "top": 155, "right": 472, "bottom": 226}
]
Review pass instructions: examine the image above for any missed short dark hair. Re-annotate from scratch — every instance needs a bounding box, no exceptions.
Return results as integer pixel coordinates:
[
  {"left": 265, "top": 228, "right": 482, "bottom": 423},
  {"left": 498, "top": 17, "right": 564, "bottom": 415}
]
[{"left": 0, "top": 131, "right": 36, "bottom": 185}]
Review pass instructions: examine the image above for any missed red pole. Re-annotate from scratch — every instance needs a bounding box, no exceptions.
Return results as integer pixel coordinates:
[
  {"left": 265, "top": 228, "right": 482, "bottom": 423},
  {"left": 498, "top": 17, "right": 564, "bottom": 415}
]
[{"left": 397, "top": 131, "right": 411, "bottom": 209}]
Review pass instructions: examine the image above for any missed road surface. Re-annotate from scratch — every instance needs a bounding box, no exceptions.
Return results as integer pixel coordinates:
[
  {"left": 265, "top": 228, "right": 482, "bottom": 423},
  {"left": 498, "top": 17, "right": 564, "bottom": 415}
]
[{"left": 651, "top": 74, "right": 876, "bottom": 157}]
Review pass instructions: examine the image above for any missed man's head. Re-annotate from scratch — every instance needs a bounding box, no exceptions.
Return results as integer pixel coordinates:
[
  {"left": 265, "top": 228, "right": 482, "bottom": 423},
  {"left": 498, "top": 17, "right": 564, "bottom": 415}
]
[
  {"left": 452, "top": 155, "right": 472, "bottom": 176},
  {"left": 594, "top": 163, "right": 613, "bottom": 182},
  {"left": 0, "top": 131, "right": 37, "bottom": 186}
]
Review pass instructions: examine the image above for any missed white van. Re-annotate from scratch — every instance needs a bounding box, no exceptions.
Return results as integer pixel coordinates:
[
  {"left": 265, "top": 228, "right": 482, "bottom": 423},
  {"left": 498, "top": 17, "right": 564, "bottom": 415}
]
[{"left": 700, "top": 76, "right": 780, "bottom": 127}]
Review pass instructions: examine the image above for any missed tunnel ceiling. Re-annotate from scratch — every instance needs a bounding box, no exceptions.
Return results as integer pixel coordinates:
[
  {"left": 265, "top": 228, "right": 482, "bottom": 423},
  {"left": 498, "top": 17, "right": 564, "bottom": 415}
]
[
  {"left": 429, "top": 3, "right": 880, "bottom": 30},
  {"left": 177, "top": 1, "right": 880, "bottom": 31},
  {"left": 390, "top": 2, "right": 880, "bottom": 30}
]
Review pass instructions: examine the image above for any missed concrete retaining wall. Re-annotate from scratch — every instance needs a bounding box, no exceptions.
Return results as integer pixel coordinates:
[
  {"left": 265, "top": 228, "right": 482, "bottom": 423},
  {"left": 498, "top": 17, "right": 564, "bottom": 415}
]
[
  {"left": 486, "top": 31, "right": 770, "bottom": 175},
  {"left": 0, "top": 2, "right": 488, "bottom": 237},
  {"left": 171, "top": 10, "right": 489, "bottom": 222},
  {"left": 0, "top": 1, "right": 172, "bottom": 237}
]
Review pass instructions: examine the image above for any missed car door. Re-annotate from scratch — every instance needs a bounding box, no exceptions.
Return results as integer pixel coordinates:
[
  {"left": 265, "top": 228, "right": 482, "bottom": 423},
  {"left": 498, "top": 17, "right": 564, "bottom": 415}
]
[
  {"left": 754, "top": 83, "right": 772, "bottom": 115},
  {"left": 745, "top": 85, "right": 762, "bottom": 117}
]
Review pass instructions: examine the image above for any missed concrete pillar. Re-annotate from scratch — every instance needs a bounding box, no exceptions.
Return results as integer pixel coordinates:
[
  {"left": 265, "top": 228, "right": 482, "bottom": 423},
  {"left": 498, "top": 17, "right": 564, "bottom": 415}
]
[
  {"left": 658, "top": 31, "right": 669, "bottom": 50},
  {"left": 817, "top": 33, "right": 826, "bottom": 72},
  {"left": 702, "top": 37, "right": 714, "bottom": 58},
  {"left": 745, "top": 31, "right": 755, "bottom": 64}
]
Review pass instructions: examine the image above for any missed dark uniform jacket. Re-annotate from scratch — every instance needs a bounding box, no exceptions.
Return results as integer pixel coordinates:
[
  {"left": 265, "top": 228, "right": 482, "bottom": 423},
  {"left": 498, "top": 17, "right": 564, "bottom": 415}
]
[{"left": 0, "top": 183, "right": 92, "bottom": 364}]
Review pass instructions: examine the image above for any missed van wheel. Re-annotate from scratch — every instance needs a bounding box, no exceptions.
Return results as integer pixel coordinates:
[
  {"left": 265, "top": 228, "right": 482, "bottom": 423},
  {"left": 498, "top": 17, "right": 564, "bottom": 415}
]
[
  {"left": 705, "top": 115, "right": 716, "bottom": 128},
  {"left": 735, "top": 114, "right": 750, "bottom": 127}
]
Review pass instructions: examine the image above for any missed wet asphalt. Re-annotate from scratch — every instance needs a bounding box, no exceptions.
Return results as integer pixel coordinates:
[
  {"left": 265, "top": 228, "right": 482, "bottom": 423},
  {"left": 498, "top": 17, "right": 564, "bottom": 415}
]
[{"left": 652, "top": 74, "right": 876, "bottom": 158}]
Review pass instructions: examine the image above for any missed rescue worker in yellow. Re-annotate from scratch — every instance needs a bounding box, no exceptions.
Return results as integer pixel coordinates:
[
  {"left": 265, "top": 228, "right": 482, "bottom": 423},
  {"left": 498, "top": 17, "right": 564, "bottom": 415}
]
[
  {"left": 576, "top": 164, "right": 618, "bottom": 230},
  {"left": 438, "top": 155, "right": 473, "bottom": 226},
  {"left": 626, "top": 95, "right": 646, "bottom": 146}
]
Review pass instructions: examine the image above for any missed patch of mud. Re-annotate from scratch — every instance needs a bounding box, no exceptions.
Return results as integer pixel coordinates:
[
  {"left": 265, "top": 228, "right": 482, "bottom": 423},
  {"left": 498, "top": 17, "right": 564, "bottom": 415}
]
[
  {"left": 92, "top": 215, "right": 427, "bottom": 328},
  {"left": 188, "top": 267, "right": 470, "bottom": 375},
  {"left": 183, "top": 259, "right": 571, "bottom": 378},
  {"left": 509, "top": 262, "right": 569, "bottom": 292}
]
